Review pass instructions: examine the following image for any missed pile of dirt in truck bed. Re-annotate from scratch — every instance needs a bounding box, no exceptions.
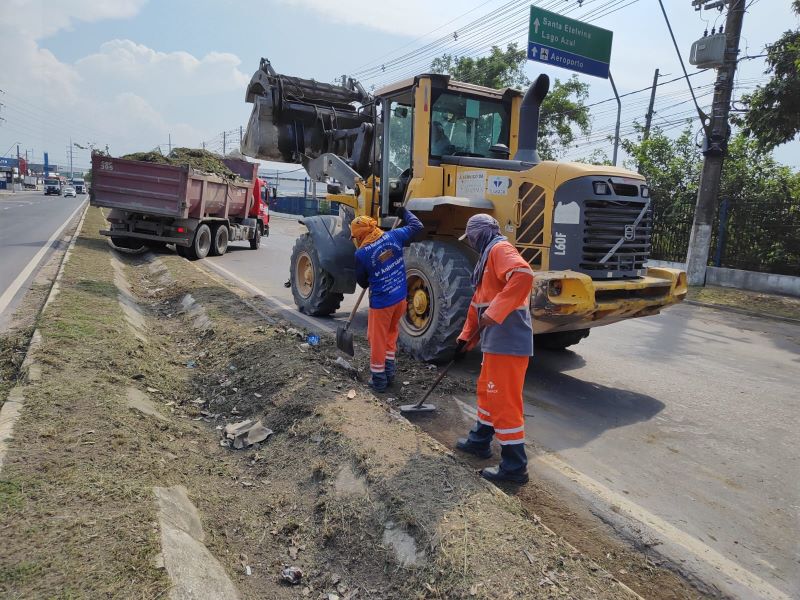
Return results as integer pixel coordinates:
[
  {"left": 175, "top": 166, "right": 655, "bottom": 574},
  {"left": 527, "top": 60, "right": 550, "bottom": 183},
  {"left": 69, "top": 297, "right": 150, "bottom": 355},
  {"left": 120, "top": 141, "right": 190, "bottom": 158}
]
[{"left": 121, "top": 147, "right": 240, "bottom": 180}]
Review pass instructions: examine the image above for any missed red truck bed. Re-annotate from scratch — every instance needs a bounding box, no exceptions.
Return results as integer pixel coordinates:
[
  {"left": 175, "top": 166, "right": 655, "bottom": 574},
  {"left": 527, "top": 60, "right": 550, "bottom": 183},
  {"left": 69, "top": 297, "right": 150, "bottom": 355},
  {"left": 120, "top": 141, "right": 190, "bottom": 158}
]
[{"left": 90, "top": 154, "right": 257, "bottom": 219}]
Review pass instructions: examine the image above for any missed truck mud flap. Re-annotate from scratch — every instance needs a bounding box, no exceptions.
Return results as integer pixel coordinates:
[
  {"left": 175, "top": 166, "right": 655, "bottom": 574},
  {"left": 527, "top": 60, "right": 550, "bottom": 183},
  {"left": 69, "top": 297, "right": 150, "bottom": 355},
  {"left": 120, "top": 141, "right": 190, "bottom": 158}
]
[{"left": 300, "top": 208, "right": 356, "bottom": 294}]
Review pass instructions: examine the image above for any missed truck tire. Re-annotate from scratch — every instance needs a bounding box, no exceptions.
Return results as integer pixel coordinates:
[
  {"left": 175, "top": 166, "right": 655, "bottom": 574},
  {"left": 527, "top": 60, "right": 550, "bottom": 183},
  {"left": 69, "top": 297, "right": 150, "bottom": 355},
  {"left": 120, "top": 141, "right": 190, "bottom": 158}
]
[
  {"left": 249, "top": 225, "right": 261, "bottom": 250},
  {"left": 534, "top": 329, "right": 590, "bottom": 351},
  {"left": 187, "top": 224, "right": 212, "bottom": 260},
  {"left": 290, "top": 233, "right": 343, "bottom": 316},
  {"left": 399, "top": 241, "right": 474, "bottom": 362},
  {"left": 211, "top": 224, "right": 229, "bottom": 256}
]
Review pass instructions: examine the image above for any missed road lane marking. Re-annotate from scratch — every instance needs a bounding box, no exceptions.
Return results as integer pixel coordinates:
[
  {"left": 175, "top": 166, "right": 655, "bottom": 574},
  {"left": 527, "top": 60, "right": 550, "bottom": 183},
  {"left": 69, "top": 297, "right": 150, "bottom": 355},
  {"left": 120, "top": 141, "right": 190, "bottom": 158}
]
[
  {"left": 0, "top": 200, "right": 88, "bottom": 319},
  {"left": 535, "top": 453, "right": 791, "bottom": 600},
  {"left": 199, "top": 260, "right": 337, "bottom": 334}
]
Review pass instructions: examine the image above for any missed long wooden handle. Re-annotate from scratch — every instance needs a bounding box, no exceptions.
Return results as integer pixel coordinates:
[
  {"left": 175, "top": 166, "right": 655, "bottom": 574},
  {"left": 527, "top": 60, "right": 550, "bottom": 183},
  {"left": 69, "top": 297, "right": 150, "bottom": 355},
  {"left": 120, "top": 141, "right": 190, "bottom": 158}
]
[{"left": 413, "top": 327, "right": 482, "bottom": 409}]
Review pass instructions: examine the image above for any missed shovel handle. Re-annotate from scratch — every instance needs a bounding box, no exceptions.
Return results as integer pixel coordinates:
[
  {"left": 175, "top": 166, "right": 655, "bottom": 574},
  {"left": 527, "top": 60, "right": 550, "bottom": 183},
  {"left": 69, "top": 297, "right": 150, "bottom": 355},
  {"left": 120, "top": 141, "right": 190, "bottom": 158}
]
[{"left": 412, "top": 327, "right": 482, "bottom": 410}]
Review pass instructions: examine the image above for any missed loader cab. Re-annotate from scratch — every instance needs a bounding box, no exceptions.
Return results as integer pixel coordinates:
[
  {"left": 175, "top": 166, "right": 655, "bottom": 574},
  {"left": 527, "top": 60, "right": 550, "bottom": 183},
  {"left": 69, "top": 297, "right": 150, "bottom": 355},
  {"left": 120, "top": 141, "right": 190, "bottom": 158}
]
[{"left": 376, "top": 75, "right": 522, "bottom": 216}]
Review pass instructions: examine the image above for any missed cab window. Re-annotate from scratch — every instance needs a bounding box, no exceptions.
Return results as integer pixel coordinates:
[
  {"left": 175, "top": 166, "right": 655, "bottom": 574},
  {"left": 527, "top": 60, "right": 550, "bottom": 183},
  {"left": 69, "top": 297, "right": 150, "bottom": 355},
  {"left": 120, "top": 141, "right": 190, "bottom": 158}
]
[{"left": 429, "top": 92, "right": 510, "bottom": 159}]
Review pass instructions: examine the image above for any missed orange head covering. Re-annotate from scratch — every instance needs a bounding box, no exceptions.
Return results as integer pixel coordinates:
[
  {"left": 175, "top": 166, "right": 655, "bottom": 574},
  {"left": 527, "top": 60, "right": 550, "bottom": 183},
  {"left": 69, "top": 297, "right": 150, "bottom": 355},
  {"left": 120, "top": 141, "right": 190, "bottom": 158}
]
[{"left": 350, "top": 216, "right": 384, "bottom": 248}]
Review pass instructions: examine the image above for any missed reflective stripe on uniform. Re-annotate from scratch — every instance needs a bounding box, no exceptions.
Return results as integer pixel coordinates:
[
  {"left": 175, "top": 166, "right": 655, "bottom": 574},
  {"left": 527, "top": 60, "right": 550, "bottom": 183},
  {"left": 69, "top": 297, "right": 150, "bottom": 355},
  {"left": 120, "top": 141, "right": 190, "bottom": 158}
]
[
  {"left": 494, "top": 425, "right": 524, "bottom": 434},
  {"left": 477, "top": 406, "right": 491, "bottom": 416},
  {"left": 505, "top": 267, "right": 535, "bottom": 281},
  {"left": 497, "top": 437, "right": 526, "bottom": 446},
  {"left": 478, "top": 417, "right": 493, "bottom": 426},
  {"left": 471, "top": 301, "right": 490, "bottom": 309}
]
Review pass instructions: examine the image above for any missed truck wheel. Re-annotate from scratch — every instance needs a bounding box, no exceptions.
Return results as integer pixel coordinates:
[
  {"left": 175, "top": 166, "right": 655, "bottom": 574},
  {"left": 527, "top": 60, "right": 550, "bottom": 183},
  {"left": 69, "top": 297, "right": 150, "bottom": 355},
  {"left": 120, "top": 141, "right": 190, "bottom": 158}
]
[
  {"left": 187, "top": 224, "right": 212, "bottom": 260},
  {"left": 249, "top": 225, "right": 261, "bottom": 250},
  {"left": 290, "top": 233, "right": 343, "bottom": 316},
  {"left": 211, "top": 224, "right": 229, "bottom": 256},
  {"left": 399, "top": 241, "right": 474, "bottom": 362},
  {"left": 534, "top": 329, "right": 590, "bottom": 351}
]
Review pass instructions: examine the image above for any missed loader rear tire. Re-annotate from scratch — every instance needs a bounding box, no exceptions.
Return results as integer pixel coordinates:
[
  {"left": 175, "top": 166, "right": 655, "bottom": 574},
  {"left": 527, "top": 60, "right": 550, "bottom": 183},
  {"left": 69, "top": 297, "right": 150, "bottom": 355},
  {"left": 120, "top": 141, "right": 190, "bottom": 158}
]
[
  {"left": 399, "top": 241, "right": 474, "bottom": 363},
  {"left": 290, "top": 233, "right": 343, "bottom": 316},
  {"left": 534, "top": 328, "right": 590, "bottom": 351}
]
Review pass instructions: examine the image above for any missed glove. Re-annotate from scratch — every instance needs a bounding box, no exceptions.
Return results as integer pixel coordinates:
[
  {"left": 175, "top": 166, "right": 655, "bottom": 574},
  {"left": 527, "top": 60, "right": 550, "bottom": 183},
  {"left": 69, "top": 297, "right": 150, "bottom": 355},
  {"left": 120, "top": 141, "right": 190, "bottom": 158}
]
[
  {"left": 394, "top": 205, "right": 406, "bottom": 219},
  {"left": 453, "top": 338, "right": 468, "bottom": 362}
]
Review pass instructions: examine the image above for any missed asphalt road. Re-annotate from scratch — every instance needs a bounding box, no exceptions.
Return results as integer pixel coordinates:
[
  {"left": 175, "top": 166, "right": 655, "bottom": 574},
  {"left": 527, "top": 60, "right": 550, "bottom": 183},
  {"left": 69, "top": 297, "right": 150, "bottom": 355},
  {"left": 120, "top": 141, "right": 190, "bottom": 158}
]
[
  {"left": 0, "top": 190, "right": 86, "bottom": 328},
  {"left": 201, "top": 215, "right": 799, "bottom": 600}
]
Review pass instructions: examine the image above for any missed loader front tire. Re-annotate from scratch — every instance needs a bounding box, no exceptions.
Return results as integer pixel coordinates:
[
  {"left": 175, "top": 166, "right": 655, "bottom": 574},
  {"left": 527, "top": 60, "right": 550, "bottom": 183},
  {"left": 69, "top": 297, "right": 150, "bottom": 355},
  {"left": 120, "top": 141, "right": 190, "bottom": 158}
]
[
  {"left": 290, "top": 233, "right": 343, "bottom": 316},
  {"left": 534, "top": 328, "right": 590, "bottom": 351},
  {"left": 400, "top": 241, "right": 474, "bottom": 363}
]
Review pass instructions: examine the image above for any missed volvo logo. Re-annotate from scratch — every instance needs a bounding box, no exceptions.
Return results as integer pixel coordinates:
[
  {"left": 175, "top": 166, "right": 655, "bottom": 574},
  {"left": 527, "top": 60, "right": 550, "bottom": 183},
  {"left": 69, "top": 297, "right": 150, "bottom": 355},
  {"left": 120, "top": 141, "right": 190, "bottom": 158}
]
[{"left": 624, "top": 224, "right": 636, "bottom": 241}]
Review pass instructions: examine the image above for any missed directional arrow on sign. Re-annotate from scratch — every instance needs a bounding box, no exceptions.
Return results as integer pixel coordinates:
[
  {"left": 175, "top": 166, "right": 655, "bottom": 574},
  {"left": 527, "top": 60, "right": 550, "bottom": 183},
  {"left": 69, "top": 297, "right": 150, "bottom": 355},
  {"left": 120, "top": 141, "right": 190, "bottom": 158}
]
[
  {"left": 530, "top": 46, "right": 538, "bottom": 58},
  {"left": 534, "top": 17, "right": 540, "bottom": 34}
]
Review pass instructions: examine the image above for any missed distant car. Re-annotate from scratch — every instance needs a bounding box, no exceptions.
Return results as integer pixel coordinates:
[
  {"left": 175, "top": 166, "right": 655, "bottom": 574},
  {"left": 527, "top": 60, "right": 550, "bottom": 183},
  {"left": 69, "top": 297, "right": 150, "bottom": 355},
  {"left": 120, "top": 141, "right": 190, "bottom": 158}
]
[{"left": 63, "top": 187, "right": 77, "bottom": 197}]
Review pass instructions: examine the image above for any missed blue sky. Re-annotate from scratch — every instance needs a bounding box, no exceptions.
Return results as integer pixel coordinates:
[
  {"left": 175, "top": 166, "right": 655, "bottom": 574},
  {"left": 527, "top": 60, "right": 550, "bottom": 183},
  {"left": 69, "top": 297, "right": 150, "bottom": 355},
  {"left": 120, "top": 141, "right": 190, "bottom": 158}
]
[{"left": 1, "top": 0, "right": 797, "bottom": 173}]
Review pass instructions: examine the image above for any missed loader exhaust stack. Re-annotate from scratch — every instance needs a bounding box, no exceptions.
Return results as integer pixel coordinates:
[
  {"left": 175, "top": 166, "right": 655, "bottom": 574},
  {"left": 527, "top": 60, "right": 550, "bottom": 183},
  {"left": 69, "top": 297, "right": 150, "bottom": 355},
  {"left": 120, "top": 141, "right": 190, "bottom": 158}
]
[{"left": 513, "top": 74, "right": 550, "bottom": 163}]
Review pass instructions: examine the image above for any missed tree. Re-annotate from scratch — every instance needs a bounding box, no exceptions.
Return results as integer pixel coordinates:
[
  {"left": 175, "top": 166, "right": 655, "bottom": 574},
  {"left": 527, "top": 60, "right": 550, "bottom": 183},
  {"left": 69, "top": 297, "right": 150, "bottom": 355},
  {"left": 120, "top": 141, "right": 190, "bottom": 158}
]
[
  {"left": 736, "top": 0, "right": 800, "bottom": 150},
  {"left": 430, "top": 44, "right": 591, "bottom": 160}
]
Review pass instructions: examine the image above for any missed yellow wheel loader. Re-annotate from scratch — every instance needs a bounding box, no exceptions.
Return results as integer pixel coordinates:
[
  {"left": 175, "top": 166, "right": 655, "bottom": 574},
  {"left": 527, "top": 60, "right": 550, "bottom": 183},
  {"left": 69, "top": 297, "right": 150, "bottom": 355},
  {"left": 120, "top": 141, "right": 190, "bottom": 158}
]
[{"left": 242, "top": 59, "right": 687, "bottom": 361}]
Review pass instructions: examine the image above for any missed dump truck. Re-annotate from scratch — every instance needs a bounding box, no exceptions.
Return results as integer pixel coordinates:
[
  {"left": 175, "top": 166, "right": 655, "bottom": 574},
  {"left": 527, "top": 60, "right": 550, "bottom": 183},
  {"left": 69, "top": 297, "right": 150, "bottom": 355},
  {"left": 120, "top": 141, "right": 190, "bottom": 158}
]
[
  {"left": 241, "top": 59, "right": 687, "bottom": 361},
  {"left": 90, "top": 154, "right": 268, "bottom": 258}
]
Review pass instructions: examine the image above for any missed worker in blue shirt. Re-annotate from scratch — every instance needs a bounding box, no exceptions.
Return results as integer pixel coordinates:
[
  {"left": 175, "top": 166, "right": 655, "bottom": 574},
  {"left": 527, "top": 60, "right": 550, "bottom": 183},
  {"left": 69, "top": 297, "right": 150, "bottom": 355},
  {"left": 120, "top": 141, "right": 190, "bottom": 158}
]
[{"left": 351, "top": 207, "right": 423, "bottom": 391}]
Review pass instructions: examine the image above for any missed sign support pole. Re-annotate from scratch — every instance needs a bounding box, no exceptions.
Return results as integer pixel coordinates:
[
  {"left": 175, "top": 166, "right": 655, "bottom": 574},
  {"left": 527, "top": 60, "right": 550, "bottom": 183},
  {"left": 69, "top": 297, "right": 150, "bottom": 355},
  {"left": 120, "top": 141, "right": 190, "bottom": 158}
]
[{"left": 609, "top": 71, "right": 621, "bottom": 166}]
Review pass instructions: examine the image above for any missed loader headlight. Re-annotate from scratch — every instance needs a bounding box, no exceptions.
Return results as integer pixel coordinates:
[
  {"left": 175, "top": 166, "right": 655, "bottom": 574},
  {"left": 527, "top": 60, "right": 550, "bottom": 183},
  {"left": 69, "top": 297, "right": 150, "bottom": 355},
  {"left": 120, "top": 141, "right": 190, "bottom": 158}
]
[
  {"left": 593, "top": 181, "right": 611, "bottom": 195},
  {"left": 548, "top": 280, "right": 563, "bottom": 297},
  {"left": 640, "top": 185, "right": 650, "bottom": 198}
]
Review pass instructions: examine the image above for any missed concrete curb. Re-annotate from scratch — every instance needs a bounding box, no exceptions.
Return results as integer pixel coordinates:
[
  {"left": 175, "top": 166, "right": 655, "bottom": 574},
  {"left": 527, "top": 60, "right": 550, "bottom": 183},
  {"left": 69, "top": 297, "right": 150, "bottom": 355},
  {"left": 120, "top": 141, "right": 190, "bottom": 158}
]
[{"left": 685, "top": 299, "right": 800, "bottom": 325}]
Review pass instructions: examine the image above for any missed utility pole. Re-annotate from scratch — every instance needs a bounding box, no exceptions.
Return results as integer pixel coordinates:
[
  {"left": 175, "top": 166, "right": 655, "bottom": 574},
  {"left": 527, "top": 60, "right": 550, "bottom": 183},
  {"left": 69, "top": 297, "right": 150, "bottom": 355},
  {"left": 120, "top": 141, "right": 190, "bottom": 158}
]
[
  {"left": 685, "top": 0, "right": 745, "bottom": 286},
  {"left": 643, "top": 68, "right": 660, "bottom": 141},
  {"left": 223, "top": 131, "right": 227, "bottom": 155},
  {"left": 69, "top": 138, "right": 74, "bottom": 180},
  {"left": 168, "top": 133, "right": 172, "bottom": 154},
  {"left": 239, "top": 125, "right": 243, "bottom": 146}
]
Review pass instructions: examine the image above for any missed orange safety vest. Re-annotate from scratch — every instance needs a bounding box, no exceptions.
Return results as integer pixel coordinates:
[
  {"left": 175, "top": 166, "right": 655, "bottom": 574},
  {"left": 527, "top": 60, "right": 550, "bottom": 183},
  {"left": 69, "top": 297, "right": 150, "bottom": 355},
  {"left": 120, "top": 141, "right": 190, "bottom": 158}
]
[{"left": 461, "top": 240, "right": 534, "bottom": 356}]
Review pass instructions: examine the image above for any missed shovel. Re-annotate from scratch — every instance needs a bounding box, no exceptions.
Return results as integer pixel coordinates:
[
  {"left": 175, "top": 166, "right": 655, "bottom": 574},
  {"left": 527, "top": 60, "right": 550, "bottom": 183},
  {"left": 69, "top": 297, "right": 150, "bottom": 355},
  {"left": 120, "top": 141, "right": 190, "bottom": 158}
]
[
  {"left": 336, "top": 286, "right": 368, "bottom": 356},
  {"left": 400, "top": 328, "right": 481, "bottom": 414}
]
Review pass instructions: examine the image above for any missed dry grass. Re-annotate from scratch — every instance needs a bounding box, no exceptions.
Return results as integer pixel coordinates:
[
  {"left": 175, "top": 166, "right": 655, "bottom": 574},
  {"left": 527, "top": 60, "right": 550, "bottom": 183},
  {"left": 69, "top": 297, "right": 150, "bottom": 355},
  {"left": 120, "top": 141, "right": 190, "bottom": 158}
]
[{"left": 688, "top": 285, "right": 800, "bottom": 320}]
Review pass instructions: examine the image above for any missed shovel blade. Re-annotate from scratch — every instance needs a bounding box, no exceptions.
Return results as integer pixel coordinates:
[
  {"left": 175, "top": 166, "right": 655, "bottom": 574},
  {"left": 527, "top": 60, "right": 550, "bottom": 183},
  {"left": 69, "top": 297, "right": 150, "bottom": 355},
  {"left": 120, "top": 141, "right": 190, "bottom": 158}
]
[
  {"left": 399, "top": 403, "right": 437, "bottom": 413},
  {"left": 336, "top": 325, "right": 354, "bottom": 356}
]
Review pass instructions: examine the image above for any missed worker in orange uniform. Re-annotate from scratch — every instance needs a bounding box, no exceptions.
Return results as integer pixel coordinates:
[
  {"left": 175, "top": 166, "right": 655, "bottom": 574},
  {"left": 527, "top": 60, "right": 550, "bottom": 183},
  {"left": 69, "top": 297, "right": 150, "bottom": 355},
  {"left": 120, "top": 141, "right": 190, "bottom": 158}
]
[
  {"left": 351, "top": 207, "right": 423, "bottom": 391},
  {"left": 454, "top": 213, "right": 534, "bottom": 484}
]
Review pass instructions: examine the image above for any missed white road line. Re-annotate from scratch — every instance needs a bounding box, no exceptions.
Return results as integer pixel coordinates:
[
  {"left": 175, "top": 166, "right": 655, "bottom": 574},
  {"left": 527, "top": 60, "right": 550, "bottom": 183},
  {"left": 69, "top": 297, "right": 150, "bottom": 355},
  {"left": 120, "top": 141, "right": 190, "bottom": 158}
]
[
  {"left": 535, "top": 453, "right": 791, "bottom": 600},
  {"left": 457, "top": 393, "right": 787, "bottom": 599},
  {"left": 0, "top": 200, "right": 88, "bottom": 318},
  {"left": 199, "top": 260, "right": 337, "bottom": 334}
]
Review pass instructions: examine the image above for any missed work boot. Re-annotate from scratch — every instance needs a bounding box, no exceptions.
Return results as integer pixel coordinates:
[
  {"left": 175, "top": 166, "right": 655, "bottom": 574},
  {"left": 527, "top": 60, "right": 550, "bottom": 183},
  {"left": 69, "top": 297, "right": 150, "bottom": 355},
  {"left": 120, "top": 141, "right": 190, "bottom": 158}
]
[
  {"left": 479, "top": 465, "right": 529, "bottom": 484},
  {"left": 368, "top": 371, "right": 388, "bottom": 393},
  {"left": 456, "top": 438, "right": 492, "bottom": 459}
]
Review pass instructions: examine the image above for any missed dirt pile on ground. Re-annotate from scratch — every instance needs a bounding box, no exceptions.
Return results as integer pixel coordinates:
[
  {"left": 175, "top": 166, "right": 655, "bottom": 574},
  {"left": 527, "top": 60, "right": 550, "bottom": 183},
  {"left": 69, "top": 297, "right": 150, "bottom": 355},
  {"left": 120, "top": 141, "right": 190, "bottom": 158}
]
[{"left": 121, "top": 147, "right": 240, "bottom": 180}]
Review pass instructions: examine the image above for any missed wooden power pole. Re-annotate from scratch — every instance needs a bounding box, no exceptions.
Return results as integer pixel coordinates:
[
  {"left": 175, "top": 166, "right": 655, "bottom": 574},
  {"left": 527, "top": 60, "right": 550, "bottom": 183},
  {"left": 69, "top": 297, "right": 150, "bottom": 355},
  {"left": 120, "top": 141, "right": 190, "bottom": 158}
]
[{"left": 685, "top": 0, "right": 746, "bottom": 285}]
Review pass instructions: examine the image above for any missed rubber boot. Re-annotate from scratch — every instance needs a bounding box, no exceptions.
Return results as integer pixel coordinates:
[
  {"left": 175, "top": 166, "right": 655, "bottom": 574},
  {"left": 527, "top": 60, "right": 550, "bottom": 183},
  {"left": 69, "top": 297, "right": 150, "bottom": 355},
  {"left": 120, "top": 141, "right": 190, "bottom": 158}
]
[
  {"left": 455, "top": 421, "right": 493, "bottom": 458},
  {"left": 480, "top": 444, "right": 528, "bottom": 484}
]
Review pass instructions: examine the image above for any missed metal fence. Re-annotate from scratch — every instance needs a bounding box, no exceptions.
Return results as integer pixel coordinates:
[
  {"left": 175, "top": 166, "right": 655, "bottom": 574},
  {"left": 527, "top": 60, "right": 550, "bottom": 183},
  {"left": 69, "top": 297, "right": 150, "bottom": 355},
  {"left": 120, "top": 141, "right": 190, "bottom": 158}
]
[{"left": 650, "top": 192, "right": 800, "bottom": 276}]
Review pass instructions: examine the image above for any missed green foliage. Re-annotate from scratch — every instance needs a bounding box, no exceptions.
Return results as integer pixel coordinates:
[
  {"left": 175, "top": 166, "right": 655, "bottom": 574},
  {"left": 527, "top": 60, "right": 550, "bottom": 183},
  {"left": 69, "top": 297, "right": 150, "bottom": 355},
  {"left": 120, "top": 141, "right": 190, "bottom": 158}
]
[
  {"left": 430, "top": 45, "right": 591, "bottom": 160},
  {"left": 735, "top": 0, "right": 800, "bottom": 150},
  {"left": 431, "top": 44, "right": 530, "bottom": 89}
]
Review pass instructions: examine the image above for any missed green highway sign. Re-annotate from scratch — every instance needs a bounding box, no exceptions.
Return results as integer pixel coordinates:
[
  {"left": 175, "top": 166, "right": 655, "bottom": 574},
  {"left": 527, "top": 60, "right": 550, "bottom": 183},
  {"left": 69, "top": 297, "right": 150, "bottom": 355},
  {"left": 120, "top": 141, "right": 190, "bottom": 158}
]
[{"left": 528, "top": 6, "right": 613, "bottom": 66}]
